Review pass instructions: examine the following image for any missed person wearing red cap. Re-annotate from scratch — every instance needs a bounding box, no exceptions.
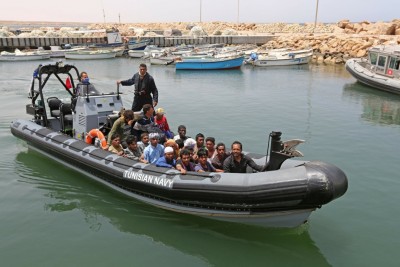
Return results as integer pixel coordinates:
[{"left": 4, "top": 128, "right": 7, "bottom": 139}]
[{"left": 154, "top": 107, "right": 173, "bottom": 139}]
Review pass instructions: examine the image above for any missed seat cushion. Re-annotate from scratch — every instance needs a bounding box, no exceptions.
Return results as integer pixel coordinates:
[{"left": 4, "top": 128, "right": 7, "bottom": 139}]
[
  {"left": 51, "top": 110, "right": 61, "bottom": 117},
  {"left": 64, "top": 114, "right": 73, "bottom": 121}
]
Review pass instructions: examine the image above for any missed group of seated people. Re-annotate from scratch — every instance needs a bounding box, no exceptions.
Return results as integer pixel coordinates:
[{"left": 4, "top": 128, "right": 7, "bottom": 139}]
[{"left": 104, "top": 104, "right": 267, "bottom": 174}]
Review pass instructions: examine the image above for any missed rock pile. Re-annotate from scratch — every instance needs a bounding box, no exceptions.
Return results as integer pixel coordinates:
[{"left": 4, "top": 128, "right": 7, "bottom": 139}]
[
  {"left": 0, "top": 26, "right": 15, "bottom": 37},
  {"left": 262, "top": 25, "right": 400, "bottom": 64},
  {"left": 85, "top": 21, "right": 338, "bottom": 36},
  {"left": 336, "top": 19, "right": 400, "bottom": 35}
]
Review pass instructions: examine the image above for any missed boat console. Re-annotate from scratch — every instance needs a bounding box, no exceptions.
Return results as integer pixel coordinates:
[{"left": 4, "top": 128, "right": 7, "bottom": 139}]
[{"left": 27, "top": 61, "right": 124, "bottom": 139}]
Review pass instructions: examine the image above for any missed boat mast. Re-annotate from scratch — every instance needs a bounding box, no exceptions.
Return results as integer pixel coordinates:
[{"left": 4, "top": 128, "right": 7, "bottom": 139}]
[
  {"left": 237, "top": 0, "right": 240, "bottom": 24},
  {"left": 313, "top": 0, "right": 319, "bottom": 33},
  {"left": 199, "top": 0, "right": 202, "bottom": 23},
  {"left": 102, "top": 0, "right": 106, "bottom": 23}
]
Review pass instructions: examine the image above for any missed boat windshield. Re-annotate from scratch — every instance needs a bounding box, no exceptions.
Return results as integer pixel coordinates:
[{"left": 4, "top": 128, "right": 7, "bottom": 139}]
[
  {"left": 369, "top": 52, "right": 378, "bottom": 65},
  {"left": 377, "top": 56, "right": 387, "bottom": 67},
  {"left": 388, "top": 57, "right": 400, "bottom": 70},
  {"left": 75, "top": 83, "right": 101, "bottom": 96}
]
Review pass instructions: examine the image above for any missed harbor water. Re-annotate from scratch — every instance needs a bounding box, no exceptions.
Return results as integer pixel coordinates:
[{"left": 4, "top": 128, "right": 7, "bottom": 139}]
[{"left": 1, "top": 58, "right": 399, "bottom": 266}]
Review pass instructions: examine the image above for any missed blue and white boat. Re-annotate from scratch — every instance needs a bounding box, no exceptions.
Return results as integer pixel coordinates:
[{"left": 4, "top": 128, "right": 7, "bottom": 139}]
[
  {"left": 175, "top": 55, "right": 244, "bottom": 70},
  {"left": 245, "top": 48, "right": 313, "bottom": 67},
  {"left": 127, "top": 39, "right": 151, "bottom": 50}
]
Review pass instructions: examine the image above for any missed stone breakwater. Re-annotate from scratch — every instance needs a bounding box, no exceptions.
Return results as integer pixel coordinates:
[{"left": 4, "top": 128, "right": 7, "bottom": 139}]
[
  {"left": 262, "top": 32, "right": 400, "bottom": 64},
  {"left": 261, "top": 19, "right": 400, "bottom": 64},
  {"left": 1, "top": 19, "right": 400, "bottom": 64}
]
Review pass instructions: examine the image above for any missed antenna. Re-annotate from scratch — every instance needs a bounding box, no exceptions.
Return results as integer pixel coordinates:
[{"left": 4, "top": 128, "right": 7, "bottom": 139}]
[
  {"left": 101, "top": 0, "right": 106, "bottom": 23},
  {"left": 237, "top": 0, "right": 240, "bottom": 24},
  {"left": 314, "top": 0, "right": 319, "bottom": 33},
  {"left": 199, "top": 0, "right": 202, "bottom": 23}
]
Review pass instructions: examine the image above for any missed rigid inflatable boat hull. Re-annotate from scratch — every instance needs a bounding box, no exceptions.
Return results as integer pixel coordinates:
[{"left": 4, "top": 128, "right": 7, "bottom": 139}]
[{"left": 11, "top": 119, "right": 347, "bottom": 228}]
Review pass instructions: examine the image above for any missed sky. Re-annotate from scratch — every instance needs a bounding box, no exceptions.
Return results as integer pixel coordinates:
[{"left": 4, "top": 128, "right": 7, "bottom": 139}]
[{"left": 0, "top": 0, "right": 398, "bottom": 24}]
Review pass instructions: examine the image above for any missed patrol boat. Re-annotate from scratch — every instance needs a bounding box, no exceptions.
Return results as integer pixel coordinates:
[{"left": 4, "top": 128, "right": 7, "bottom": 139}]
[
  {"left": 10, "top": 62, "right": 348, "bottom": 228},
  {"left": 345, "top": 44, "right": 400, "bottom": 95}
]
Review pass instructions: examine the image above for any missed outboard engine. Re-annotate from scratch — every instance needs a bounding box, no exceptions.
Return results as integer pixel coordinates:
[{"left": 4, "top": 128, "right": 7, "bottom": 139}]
[{"left": 267, "top": 131, "right": 304, "bottom": 171}]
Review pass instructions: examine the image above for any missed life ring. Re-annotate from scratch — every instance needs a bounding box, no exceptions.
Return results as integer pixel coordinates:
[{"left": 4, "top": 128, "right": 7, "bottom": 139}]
[{"left": 86, "top": 129, "right": 108, "bottom": 149}]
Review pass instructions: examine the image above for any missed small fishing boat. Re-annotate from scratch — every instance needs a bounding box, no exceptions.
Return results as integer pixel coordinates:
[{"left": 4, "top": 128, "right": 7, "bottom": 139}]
[
  {"left": 127, "top": 39, "right": 151, "bottom": 50},
  {"left": 175, "top": 55, "right": 244, "bottom": 70},
  {"left": 345, "top": 44, "right": 400, "bottom": 95},
  {"left": 128, "top": 50, "right": 146, "bottom": 58},
  {"left": 49, "top": 45, "right": 87, "bottom": 58},
  {"left": 10, "top": 62, "right": 348, "bottom": 228},
  {"left": 0, "top": 49, "right": 51, "bottom": 61},
  {"left": 147, "top": 49, "right": 178, "bottom": 65},
  {"left": 112, "top": 47, "right": 125, "bottom": 57},
  {"left": 150, "top": 56, "right": 177, "bottom": 65},
  {"left": 65, "top": 49, "right": 117, "bottom": 60},
  {"left": 246, "top": 48, "right": 313, "bottom": 67}
]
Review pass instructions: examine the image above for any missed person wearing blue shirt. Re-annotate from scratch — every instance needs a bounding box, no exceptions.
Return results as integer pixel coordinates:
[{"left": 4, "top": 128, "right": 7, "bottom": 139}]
[
  {"left": 143, "top": 133, "right": 164, "bottom": 164},
  {"left": 195, "top": 149, "right": 217, "bottom": 173},
  {"left": 156, "top": 146, "right": 176, "bottom": 168}
]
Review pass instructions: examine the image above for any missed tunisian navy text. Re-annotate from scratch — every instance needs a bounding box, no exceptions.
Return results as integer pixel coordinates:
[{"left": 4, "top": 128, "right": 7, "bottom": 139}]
[{"left": 123, "top": 171, "right": 173, "bottom": 188}]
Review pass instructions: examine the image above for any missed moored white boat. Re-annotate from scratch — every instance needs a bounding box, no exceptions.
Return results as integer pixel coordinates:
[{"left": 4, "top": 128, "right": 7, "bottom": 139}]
[
  {"left": 0, "top": 49, "right": 51, "bottom": 61},
  {"left": 345, "top": 44, "right": 400, "bottom": 95},
  {"left": 247, "top": 48, "right": 313, "bottom": 67},
  {"left": 65, "top": 49, "right": 117, "bottom": 60},
  {"left": 128, "top": 50, "right": 146, "bottom": 58},
  {"left": 150, "top": 55, "right": 178, "bottom": 65},
  {"left": 112, "top": 47, "right": 125, "bottom": 57},
  {"left": 49, "top": 45, "right": 87, "bottom": 58}
]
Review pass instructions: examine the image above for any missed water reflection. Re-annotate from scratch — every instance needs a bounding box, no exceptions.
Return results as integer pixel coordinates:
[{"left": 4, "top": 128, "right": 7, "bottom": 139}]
[
  {"left": 15, "top": 149, "right": 331, "bottom": 267},
  {"left": 343, "top": 83, "right": 400, "bottom": 126}
]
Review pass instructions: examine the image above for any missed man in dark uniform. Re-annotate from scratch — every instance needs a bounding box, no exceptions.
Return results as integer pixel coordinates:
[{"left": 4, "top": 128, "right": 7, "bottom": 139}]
[{"left": 117, "top": 63, "right": 158, "bottom": 111}]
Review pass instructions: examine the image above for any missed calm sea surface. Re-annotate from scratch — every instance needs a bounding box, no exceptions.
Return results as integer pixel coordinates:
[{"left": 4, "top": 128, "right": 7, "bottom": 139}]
[{"left": 1, "top": 58, "right": 399, "bottom": 267}]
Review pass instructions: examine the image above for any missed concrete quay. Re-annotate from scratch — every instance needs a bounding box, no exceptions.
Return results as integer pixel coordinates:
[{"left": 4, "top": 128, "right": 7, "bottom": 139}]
[{"left": 0, "top": 35, "right": 273, "bottom": 50}]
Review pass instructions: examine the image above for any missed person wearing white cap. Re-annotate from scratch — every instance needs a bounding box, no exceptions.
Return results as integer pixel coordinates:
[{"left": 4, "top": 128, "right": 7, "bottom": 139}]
[
  {"left": 155, "top": 146, "right": 176, "bottom": 168},
  {"left": 143, "top": 133, "right": 164, "bottom": 164},
  {"left": 183, "top": 138, "right": 196, "bottom": 149}
]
